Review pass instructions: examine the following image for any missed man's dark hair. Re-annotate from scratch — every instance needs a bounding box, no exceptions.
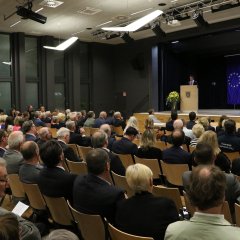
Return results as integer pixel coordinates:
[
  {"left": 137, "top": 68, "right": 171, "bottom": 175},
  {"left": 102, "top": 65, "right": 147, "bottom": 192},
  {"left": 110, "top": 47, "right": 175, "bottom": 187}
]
[
  {"left": 0, "top": 130, "right": 7, "bottom": 142},
  {"left": 171, "top": 110, "right": 178, "bottom": 121},
  {"left": 188, "top": 165, "right": 226, "bottom": 211},
  {"left": 40, "top": 140, "right": 62, "bottom": 168},
  {"left": 224, "top": 119, "right": 236, "bottom": 135},
  {"left": 194, "top": 143, "right": 214, "bottom": 165},
  {"left": 108, "top": 110, "right": 115, "bottom": 117},
  {"left": 21, "top": 120, "right": 34, "bottom": 134},
  {"left": 125, "top": 127, "right": 138, "bottom": 136},
  {"left": 148, "top": 108, "right": 154, "bottom": 115},
  {"left": 86, "top": 148, "right": 109, "bottom": 175},
  {"left": 172, "top": 129, "right": 185, "bottom": 147},
  {"left": 189, "top": 111, "right": 196, "bottom": 121},
  {"left": 20, "top": 141, "right": 38, "bottom": 161},
  {"left": 0, "top": 213, "right": 19, "bottom": 240}
]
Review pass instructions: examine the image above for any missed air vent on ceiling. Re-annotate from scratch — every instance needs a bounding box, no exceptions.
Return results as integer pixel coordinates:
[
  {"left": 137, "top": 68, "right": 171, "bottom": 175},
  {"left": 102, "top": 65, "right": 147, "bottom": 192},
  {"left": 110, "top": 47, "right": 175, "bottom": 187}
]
[
  {"left": 40, "top": 0, "right": 64, "bottom": 8},
  {"left": 77, "top": 7, "right": 102, "bottom": 15}
]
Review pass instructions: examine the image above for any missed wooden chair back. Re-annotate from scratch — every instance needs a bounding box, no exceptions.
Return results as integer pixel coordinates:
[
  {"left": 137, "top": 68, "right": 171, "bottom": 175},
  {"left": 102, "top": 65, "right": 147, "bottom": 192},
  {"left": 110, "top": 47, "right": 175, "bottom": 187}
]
[
  {"left": 111, "top": 171, "right": 134, "bottom": 198},
  {"left": 235, "top": 203, "right": 240, "bottom": 227},
  {"left": 49, "top": 128, "right": 57, "bottom": 138},
  {"left": 113, "top": 126, "right": 124, "bottom": 136},
  {"left": 90, "top": 127, "right": 99, "bottom": 136},
  {"left": 83, "top": 127, "right": 91, "bottom": 137},
  {"left": 115, "top": 153, "right": 135, "bottom": 169},
  {"left": 189, "top": 146, "right": 196, "bottom": 153},
  {"left": 43, "top": 195, "right": 73, "bottom": 226},
  {"left": 183, "top": 191, "right": 195, "bottom": 216},
  {"left": 132, "top": 138, "right": 140, "bottom": 147},
  {"left": 134, "top": 156, "right": 162, "bottom": 178},
  {"left": 66, "top": 159, "right": 88, "bottom": 175},
  {"left": 160, "top": 160, "right": 189, "bottom": 186},
  {"left": 223, "top": 151, "right": 240, "bottom": 162},
  {"left": 77, "top": 146, "right": 92, "bottom": 161},
  {"left": 22, "top": 183, "right": 46, "bottom": 210},
  {"left": 67, "top": 144, "right": 81, "bottom": 158},
  {"left": 8, "top": 174, "right": 25, "bottom": 198},
  {"left": 68, "top": 200, "right": 106, "bottom": 240},
  {"left": 152, "top": 185, "right": 183, "bottom": 211},
  {"left": 108, "top": 221, "right": 154, "bottom": 240},
  {"left": 154, "top": 141, "right": 167, "bottom": 151},
  {"left": 222, "top": 201, "right": 232, "bottom": 224}
]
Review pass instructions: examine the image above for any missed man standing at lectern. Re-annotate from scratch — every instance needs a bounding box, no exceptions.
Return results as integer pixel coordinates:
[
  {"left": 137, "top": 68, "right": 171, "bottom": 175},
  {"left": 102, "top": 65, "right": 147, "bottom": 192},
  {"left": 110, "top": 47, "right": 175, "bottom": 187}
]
[{"left": 188, "top": 74, "right": 197, "bottom": 85}]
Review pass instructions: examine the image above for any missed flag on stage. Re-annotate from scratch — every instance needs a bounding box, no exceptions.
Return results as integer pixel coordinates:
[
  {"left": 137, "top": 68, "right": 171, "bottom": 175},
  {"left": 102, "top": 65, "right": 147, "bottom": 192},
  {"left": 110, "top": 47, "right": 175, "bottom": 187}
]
[{"left": 227, "top": 56, "right": 240, "bottom": 104}]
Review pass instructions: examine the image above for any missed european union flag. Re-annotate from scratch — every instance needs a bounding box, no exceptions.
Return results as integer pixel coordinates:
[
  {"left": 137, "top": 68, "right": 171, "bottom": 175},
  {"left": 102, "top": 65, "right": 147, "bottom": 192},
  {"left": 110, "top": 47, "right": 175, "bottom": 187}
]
[{"left": 227, "top": 56, "right": 240, "bottom": 104}]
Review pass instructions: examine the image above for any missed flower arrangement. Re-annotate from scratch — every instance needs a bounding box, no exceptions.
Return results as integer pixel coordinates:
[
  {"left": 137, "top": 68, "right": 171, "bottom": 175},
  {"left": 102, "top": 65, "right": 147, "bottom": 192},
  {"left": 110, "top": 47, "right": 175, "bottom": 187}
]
[{"left": 166, "top": 91, "right": 180, "bottom": 110}]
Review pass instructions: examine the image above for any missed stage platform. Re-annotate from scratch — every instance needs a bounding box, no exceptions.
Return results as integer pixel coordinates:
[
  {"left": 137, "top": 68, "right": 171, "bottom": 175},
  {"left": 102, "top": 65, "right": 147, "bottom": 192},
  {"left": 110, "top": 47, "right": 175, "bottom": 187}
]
[{"left": 134, "top": 109, "right": 240, "bottom": 133}]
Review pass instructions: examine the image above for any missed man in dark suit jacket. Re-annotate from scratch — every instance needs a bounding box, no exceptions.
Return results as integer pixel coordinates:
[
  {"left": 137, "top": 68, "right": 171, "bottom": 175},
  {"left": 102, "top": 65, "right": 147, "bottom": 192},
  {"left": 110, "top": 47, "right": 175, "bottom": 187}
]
[
  {"left": 182, "top": 142, "right": 240, "bottom": 214},
  {"left": 73, "top": 148, "right": 125, "bottom": 223},
  {"left": 21, "top": 120, "right": 38, "bottom": 142},
  {"left": 57, "top": 127, "right": 81, "bottom": 162},
  {"left": 93, "top": 111, "right": 107, "bottom": 128},
  {"left": 166, "top": 111, "right": 178, "bottom": 131},
  {"left": 38, "top": 140, "right": 77, "bottom": 202},
  {"left": 66, "top": 121, "right": 91, "bottom": 147},
  {"left": 162, "top": 129, "right": 191, "bottom": 165},
  {"left": 0, "top": 129, "right": 7, "bottom": 158},
  {"left": 186, "top": 111, "right": 197, "bottom": 130},
  {"left": 91, "top": 130, "right": 125, "bottom": 176},
  {"left": 115, "top": 163, "right": 179, "bottom": 240},
  {"left": 112, "top": 127, "right": 138, "bottom": 155}
]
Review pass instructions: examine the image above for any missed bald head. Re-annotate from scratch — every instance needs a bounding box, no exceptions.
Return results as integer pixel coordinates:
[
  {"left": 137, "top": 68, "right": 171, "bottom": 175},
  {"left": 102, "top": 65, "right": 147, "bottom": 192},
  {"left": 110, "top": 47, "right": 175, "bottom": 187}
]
[
  {"left": 91, "top": 130, "right": 108, "bottom": 148},
  {"left": 39, "top": 127, "right": 52, "bottom": 140},
  {"left": 20, "top": 141, "right": 39, "bottom": 162},
  {"left": 100, "top": 124, "right": 111, "bottom": 137},
  {"left": 173, "top": 119, "right": 183, "bottom": 130},
  {"left": 8, "top": 131, "right": 24, "bottom": 150}
]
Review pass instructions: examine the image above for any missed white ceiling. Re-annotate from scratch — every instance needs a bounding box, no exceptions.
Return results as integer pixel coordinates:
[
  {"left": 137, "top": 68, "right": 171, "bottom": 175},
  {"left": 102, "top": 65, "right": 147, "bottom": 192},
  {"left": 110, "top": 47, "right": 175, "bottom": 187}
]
[{"left": 0, "top": 0, "right": 240, "bottom": 45}]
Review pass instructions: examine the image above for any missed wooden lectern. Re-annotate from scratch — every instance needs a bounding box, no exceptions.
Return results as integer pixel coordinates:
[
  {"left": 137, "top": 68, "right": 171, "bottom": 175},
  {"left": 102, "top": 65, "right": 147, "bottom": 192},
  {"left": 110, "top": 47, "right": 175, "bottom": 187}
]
[{"left": 180, "top": 85, "right": 198, "bottom": 112}]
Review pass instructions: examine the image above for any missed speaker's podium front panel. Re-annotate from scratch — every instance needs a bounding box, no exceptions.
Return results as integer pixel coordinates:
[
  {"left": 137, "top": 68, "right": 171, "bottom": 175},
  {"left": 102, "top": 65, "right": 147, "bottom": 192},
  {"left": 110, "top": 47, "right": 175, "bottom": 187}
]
[{"left": 180, "top": 85, "right": 198, "bottom": 112}]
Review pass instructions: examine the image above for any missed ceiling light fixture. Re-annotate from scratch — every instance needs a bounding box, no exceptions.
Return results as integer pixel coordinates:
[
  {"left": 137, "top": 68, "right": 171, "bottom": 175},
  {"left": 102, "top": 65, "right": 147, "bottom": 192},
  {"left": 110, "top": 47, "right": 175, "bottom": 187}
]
[
  {"left": 43, "top": 37, "right": 78, "bottom": 51},
  {"left": 96, "top": 20, "right": 112, "bottom": 27},
  {"left": 10, "top": 21, "right": 21, "bottom": 27},
  {"left": 130, "top": 8, "right": 153, "bottom": 16},
  {"left": 102, "top": 9, "right": 163, "bottom": 32},
  {"left": 2, "top": 62, "right": 12, "bottom": 65}
]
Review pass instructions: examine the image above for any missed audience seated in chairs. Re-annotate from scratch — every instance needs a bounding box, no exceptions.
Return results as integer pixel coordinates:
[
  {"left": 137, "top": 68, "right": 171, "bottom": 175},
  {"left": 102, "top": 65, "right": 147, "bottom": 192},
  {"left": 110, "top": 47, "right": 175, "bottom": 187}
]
[
  {"left": 165, "top": 165, "right": 240, "bottom": 240},
  {"left": 3, "top": 131, "right": 24, "bottom": 174},
  {"left": 0, "top": 130, "right": 8, "bottom": 158},
  {"left": 46, "top": 229, "right": 79, "bottom": 240},
  {"left": 198, "top": 116, "right": 215, "bottom": 132},
  {"left": 100, "top": 124, "right": 116, "bottom": 151},
  {"left": 112, "top": 127, "right": 138, "bottom": 155},
  {"left": 93, "top": 111, "right": 107, "bottom": 128},
  {"left": 36, "top": 127, "right": 52, "bottom": 148},
  {"left": 216, "top": 115, "right": 228, "bottom": 136},
  {"left": 115, "top": 163, "right": 179, "bottom": 240},
  {"left": 182, "top": 142, "right": 240, "bottom": 216},
  {"left": 112, "top": 111, "right": 126, "bottom": 131},
  {"left": 19, "top": 141, "right": 42, "bottom": 184},
  {"left": 218, "top": 119, "right": 240, "bottom": 152},
  {"left": 91, "top": 130, "right": 125, "bottom": 176},
  {"left": 105, "top": 110, "right": 115, "bottom": 125},
  {"left": 21, "top": 120, "right": 38, "bottom": 142},
  {"left": 73, "top": 148, "right": 125, "bottom": 223},
  {"left": 198, "top": 130, "right": 231, "bottom": 173},
  {"left": 57, "top": 127, "right": 81, "bottom": 162},
  {"left": 83, "top": 111, "right": 95, "bottom": 128},
  {"left": 190, "top": 123, "right": 205, "bottom": 147},
  {"left": 38, "top": 139, "right": 77, "bottom": 202},
  {"left": 124, "top": 116, "right": 139, "bottom": 134},
  {"left": 166, "top": 110, "right": 178, "bottom": 131},
  {"left": 162, "top": 129, "right": 192, "bottom": 166}
]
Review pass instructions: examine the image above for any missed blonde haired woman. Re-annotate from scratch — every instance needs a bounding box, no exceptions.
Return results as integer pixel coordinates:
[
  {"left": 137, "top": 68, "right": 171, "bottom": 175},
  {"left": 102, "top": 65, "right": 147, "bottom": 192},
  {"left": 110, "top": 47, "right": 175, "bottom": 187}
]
[
  {"left": 198, "top": 130, "right": 231, "bottom": 173},
  {"left": 124, "top": 116, "right": 139, "bottom": 133}
]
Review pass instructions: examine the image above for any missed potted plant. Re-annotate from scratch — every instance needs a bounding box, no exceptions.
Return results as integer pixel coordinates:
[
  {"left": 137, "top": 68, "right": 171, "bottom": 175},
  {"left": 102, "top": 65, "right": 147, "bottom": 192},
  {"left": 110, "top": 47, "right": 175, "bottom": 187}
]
[{"left": 166, "top": 91, "right": 180, "bottom": 111}]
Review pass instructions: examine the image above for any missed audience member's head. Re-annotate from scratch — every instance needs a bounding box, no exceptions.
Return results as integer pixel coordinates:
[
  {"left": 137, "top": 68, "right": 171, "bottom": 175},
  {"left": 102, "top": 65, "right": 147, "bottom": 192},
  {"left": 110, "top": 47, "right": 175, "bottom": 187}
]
[
  {"left": 47, "top": 229, "right": 79, "bottom": 240},
  {"left": 173, "top": 119, "right": 183, "bottom": 130},
  {"left": 171, "top": 110, "right": 178, "bottom": 121},
  {"left": 189, "top": 111, "right": 196, "bottom": 121},
  {"left": 20, "top": 141, "right": 39, "bottom": 163},
  {"left": 66, "top": 120, "right": 76, "bottom": 132},
  {"left": 0, "top": 130, "right": 8, "bottom": 148},
  {"left": 57, "top": 127, "right": 70, "bottom": 143},
  {"left": 148, "top": 108, "right": 154, "bottom": 115},
  {"left": 91, "top": 130, "right": 108, "bottom": 148},
  {"left": 194, "top": 142, "right": 215, "bottom": 165},
  {"left": 114, "top": 111, "right": 122, "bottom": 119},
  {"left": 0, "top": 213, "right": 19, "bottom": 240},
  {"left": 141, "top": 129, "right": 156, "bottom": 149},
  {"left": 192, "top": 123, "right": 205, "bottom": 138},
  {"left": 125, "top": 127, "right": 138, "bottom": 140},
  {"left": 198, "top": 117, "right": 209, "bottom": 130},
  {"left": 86, "top": 148, "right": 110, "bottom": 176},
  {"left": 107, "top": 110, "right": 115, "bottom": 118},
  {"left": 21, "top": 120, "right": 36, "bottom": 135},
  {"left": 224, "top": 119, "right": 236, "bottom": 135},
  {"left": 40, "top": 140, "right": 63, "bottom": 168},
  {"left": 0, "top": 165, "right": 8, "bottom": 197},
  {"left": 100, "top": 124, "right": 111, "bottom": 137},
  {"left": 171, "top": 129, "right": 185, "bottom": 147},
  {"left": 38, "top": 127, "right": 52, "bottom": 141},
  {"left": 126, "top": 163, "right": 153, "bottom": 194},
  {"left": 188, "top": 165, "right": 226, "bottom": 211},
  {"left": 218, "top": 115, "right": 228, "bottom": 128},
  {"left": 99, "top": 111, "right": 107, "bottom": 119},
  {"left": 8, "top": 131, "right": 24, "bottom": 150},
  {"left": 198, "top": 130, "right": 220, "bottom": 156},
  {"left": 87, "top": 111, "right": 95, "bottom": 119},
  {"left": 126, "top": 116, "right": 138, "bottom": 130}
]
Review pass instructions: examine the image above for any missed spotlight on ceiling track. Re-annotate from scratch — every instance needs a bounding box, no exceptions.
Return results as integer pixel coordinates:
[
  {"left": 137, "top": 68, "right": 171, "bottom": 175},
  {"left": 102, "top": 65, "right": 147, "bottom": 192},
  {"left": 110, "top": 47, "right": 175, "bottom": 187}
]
[
  {"left": 120, "top": 33, "right": 134, "bottom": 43},
  {"left": 151, "top": 23, "right": 166, "bottom": 38},
  {"left": 192, "top": 10, "right": 208, "bottom": 27}
]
